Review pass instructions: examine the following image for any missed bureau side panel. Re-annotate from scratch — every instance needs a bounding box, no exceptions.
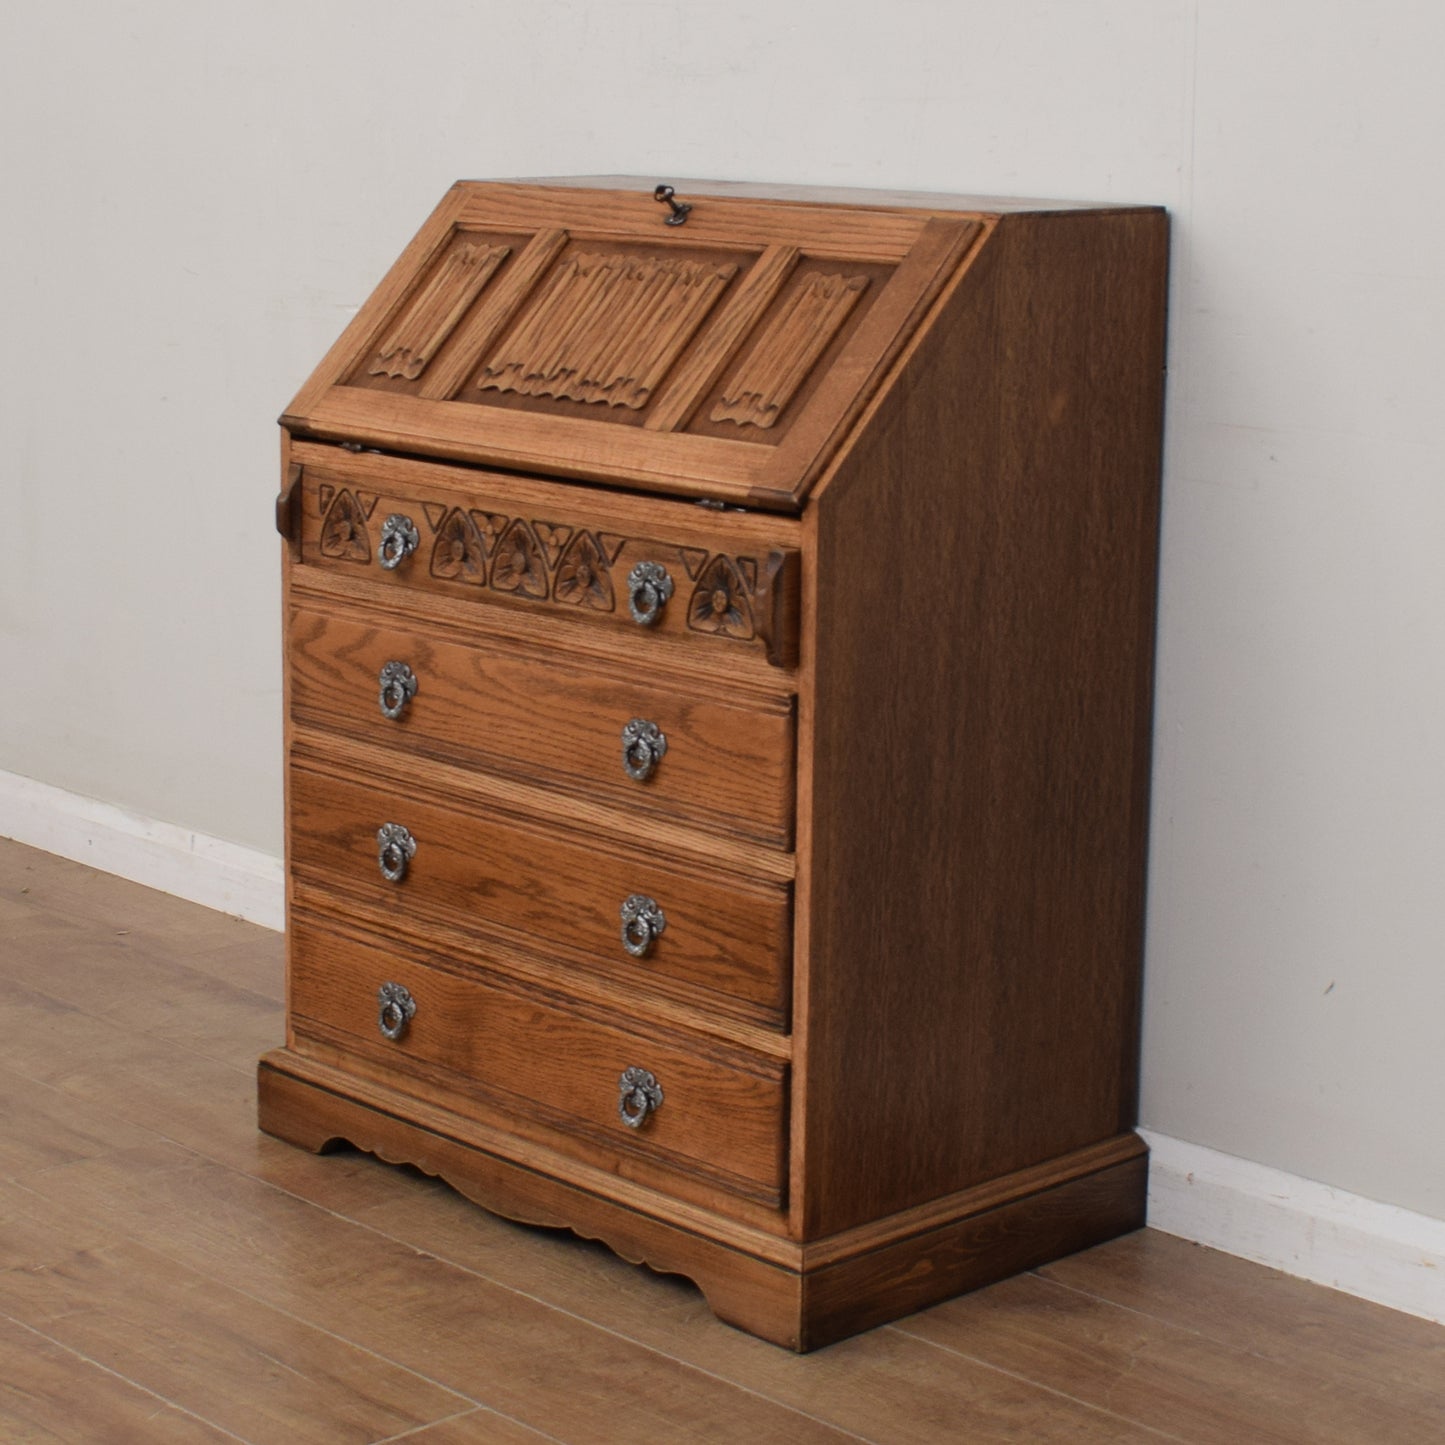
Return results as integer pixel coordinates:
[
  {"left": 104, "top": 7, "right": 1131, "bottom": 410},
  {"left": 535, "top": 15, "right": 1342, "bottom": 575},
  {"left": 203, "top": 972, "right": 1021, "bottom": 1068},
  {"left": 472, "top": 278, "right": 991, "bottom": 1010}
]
[{"left": 799, "top": 209, "right": 1168, "bottom": 1236}]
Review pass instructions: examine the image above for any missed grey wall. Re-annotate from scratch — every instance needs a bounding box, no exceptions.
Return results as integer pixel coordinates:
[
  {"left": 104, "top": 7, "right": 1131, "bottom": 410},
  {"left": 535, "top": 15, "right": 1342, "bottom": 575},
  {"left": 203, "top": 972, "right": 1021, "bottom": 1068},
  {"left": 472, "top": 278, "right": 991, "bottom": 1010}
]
[{"left": 3, "top": 1, "right": 1442, "bottom": 1220}]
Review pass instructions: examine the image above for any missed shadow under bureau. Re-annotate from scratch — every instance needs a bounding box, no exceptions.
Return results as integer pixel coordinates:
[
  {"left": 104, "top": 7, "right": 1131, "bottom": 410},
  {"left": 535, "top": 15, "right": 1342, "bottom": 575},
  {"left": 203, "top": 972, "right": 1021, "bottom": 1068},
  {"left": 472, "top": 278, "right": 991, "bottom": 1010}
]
[{"left": 260, "top": 177, "right": 1168, "bottom": 1350}]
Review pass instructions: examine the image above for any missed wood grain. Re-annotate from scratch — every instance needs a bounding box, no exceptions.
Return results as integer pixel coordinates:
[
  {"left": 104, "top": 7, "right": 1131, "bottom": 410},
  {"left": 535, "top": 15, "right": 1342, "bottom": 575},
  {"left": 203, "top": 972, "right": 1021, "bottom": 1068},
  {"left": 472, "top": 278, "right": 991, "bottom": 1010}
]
[
  {"left": 273, "top": 184, "right": 1171, "bottom": 1350},
  {"left": 0, "top": 1205, "right": 471, "bottom": 1445},
  {"left": 797, "top": 207, "right": 1168, "bottom": 1236},
  {"left": 284, "top": 184, "right": 985, "bottom": 508},
  {"left": 646, "top": 243, "right": 800, "bottom": 433},
  {"left": 283, "top": 914, "right": 788, "bottom": 1209},
  {"left": 902, "top": 1268, "right": 1444, "bottom": 1445},
  {"left": 294, "top": 447, "right": 802, "bottom": 664},
  {"left": 288, "top": 597, "right": 796, "bottom": 847},
  {"left": 18, "top": 1142, "right": 848, "bottom": 1444},
  {"left": 288, "top": 755, "right": 792, "bottom": 1026},
  {"left": 0, "top": 1313, "right": 238, "bottom": 1444},
  {"left": 6, "top": 842, "right": 1445, "bottom": 1440}
]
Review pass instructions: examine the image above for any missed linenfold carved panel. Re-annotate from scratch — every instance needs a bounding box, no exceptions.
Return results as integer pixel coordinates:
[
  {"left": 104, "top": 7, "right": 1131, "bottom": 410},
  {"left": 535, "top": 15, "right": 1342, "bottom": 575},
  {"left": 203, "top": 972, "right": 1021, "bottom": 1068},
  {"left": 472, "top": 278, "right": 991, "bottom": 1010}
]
[
  {"left": 711, "top": 271, "right": 869, "bottom": 429},
  {"left": 369, "top": 241, "right": 511, "bottom": 380},
  {"left": 477, "top": 252, "right": 738, "bottom": 410}
]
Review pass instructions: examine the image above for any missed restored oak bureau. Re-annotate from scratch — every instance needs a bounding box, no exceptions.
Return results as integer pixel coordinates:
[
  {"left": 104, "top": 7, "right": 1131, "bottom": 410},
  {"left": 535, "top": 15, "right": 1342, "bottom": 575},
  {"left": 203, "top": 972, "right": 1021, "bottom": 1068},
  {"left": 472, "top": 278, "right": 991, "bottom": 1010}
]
[{"left": 261, "top": 178, "right": 1168, "bottom": 1350}]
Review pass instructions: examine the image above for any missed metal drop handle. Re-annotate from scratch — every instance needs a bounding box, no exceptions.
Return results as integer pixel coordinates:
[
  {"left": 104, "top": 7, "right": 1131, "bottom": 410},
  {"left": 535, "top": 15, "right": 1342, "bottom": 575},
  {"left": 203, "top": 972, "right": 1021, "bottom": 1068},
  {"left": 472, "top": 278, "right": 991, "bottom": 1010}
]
[
  {"left": 621, "top": 719, "right": 667, "bottom": 781},
  {"left": 378, "top": 661, "right": 418, "bottom": 719},
  {"left": 620, "top": 894, "right": 666, "bottom": 957},
  {"left": 378, "top": 514, "right": 420, "bottom": 570},
  {"left": 627, "top": 561, "right": 674, "bottom": 626},
  {"left": 618, "top": 1066, "right": 664, "bottom": 1128},
  {"left": 377, "top": 822, "right": 416, "bottom": 882},
  {"left": 378, "top": 982, "right": 416, "bottom": 1041}
]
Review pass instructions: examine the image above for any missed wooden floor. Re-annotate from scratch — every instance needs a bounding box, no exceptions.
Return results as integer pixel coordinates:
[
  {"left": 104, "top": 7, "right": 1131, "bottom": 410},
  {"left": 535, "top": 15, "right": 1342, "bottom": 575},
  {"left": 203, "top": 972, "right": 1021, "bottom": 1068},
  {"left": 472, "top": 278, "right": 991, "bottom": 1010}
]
[{"left": 2, "top": 840, "right": 1442, "bottom": 1444}]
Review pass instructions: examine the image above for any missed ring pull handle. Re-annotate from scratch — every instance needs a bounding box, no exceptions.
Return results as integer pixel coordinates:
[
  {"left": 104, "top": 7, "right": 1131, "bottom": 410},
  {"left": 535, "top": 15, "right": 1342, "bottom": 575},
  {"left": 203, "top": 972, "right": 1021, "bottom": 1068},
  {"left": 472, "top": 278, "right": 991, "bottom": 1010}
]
[
  {"left": 620, "top": 894, "right": 666, "bottom": 957},
  {"left": 377, "top": 822, "right": 416, "bottom": 882},
  {"left": 627, "top": 561, "right": 674, "bottom": 626},
  {"left": 378, "top": 661, "right": 418, "bottom": 719},
  {"left": 618, "top": 1066, "right": 664, "bottom": 1128},
  {"left": 378, "top": 514, "right": 420, "bottom": 570},
  {"left": 621, "top": 719, "right": 667, "bottom": 782},
  {"left": 378, "top": 982, "right": 416, "bottom": 1041}
]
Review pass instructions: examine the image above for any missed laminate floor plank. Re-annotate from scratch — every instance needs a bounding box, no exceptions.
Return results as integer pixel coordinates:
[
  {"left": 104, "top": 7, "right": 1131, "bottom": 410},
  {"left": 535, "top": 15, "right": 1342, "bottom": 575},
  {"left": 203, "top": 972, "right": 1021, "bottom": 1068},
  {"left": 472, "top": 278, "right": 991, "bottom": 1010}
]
[
  {"left": 897, "top": 1271, "right": 1442, "bottom": 1445},
  {"left": 0, "top": 1063, "right": 158, "bottom": 1182},
  {"left": 0, "top": 1312, "right": 241, "bottom": 1444},
  {"left": 3, "top": 839, "right": 1444, "bottom": 1445},
  {"left": 0, "top": 841, "right": 250, "bottom": 947},
  {"left": 312, "top": 1159, "right": 1174, "bottom": 1444},
  {"left": 0, "top": 1198, "right": 474, "bottom": 1445},
  {"left": 0, "top": 978, "right": 268, "bottom": 1172},
  {"left": 0, "top": 907, "right": 282, "bottom": 1071},
  {"left": 15, "top": 1145, "right": 864, "bottom": 1445},
  {"left": 375, "top": 1411, "right": 570, "bottom": 1443},
  {"left": 1038, "top": 1228, "right": 1445, "bottom": 1403}
]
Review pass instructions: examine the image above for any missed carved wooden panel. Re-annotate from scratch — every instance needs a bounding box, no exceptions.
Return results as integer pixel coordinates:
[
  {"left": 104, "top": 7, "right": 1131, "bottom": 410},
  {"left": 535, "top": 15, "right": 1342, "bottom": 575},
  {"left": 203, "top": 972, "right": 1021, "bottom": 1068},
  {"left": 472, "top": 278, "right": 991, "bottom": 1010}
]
[
  {"left": 712, "top": 271, "right": 870, "bottom": 429},
  {"left": 477, "top": 252, "right": 738, "bottom": 410},
  {"left": 305, "top": 473, "right": 792, "bottom": 652},
  {"left": 369, "top": 240, "right": 511, "bottom": 380}
]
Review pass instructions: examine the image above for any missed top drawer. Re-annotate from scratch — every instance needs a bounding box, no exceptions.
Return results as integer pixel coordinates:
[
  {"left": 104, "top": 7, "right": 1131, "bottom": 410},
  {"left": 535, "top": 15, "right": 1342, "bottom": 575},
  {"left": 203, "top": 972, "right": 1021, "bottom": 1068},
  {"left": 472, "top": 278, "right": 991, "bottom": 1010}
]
[{"left": 280, "top": 443, "right": 801, "bottom": 670}]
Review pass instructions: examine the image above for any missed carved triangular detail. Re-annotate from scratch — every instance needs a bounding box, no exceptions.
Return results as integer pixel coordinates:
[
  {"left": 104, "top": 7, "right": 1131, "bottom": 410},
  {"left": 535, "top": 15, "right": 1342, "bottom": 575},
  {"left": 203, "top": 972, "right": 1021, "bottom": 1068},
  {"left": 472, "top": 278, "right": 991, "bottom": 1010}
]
[
  {"left": 532, "top": 520, "right": 574, "bottom": 569},
  {"left": 423, "top": 502, "right": 449, "bottom": 532},
  {"left": 317, "top": 482, "right": 335, "bottom": 512},
  {"left": 553, "top": 531, "right": 616, "bottom": 613},
  {"left": 687, "top": 554, "right": 755, "bottom": 640},
  {"left": 489, "top": 519, "right": 549, "bottom": 599},
  {"left": 319, "top": 489, "right": 371, "bottom": 564},
  {"left": 355, "top": 491, "right": 380, "bottom": 519},
  {"left": 597, "top": 532, "right": 628, "bottom": 564},
  {"left": 737, "top": 556, "right": 758, "bottom": 593},
  {"left": 678, "top": 547, "right": 709, "bottom": 581},
  {"left": 430, "top": 508, "right": 488, "bottom": 585}
]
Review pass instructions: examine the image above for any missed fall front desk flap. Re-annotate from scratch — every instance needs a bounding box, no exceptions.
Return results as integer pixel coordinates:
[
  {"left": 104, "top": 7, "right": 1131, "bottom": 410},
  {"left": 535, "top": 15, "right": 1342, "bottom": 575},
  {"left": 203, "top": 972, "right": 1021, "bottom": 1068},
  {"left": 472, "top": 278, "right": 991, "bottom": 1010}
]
[{"left": 283, "top": 180, "right": 985, "bottom": 512}]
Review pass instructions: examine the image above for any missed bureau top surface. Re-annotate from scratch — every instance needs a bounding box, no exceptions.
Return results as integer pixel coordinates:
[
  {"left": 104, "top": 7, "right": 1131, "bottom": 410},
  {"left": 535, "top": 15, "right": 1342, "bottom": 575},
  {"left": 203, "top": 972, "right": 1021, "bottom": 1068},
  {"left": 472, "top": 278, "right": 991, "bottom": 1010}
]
[{"left": 285, "top": 179, "right": 1014, "bottom": 511}]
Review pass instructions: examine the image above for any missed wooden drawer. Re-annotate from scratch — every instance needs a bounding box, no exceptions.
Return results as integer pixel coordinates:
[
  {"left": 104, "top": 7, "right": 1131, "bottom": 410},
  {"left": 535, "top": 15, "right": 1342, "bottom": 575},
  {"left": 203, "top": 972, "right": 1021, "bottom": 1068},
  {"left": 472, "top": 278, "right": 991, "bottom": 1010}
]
[
  {"left": 288, "top": 912, "right": 788, "bottom": 1210},
  {"left": 283, "top": 444, "right": 801, "bottom": 669},
  {"left": 288, "top": 598, "right": 795, "bottom": 848},
  {"left": 289, "top": 755, "right": 792, "bottom": 1027}
]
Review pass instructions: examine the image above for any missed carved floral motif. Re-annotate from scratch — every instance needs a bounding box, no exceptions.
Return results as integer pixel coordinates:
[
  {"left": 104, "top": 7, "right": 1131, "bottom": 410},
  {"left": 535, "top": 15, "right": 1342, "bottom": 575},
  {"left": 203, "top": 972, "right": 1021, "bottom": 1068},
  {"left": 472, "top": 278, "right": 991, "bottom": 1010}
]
[
  {"left": 317, "top": 483, "right": 774, "bottom": 648},
  {"left": 554, "top": 531, "right": 615, "bottom": 612},
  {"left": 687, "top": 555, "right": 755, "bottom": 640},
  {"left": 429, "top": 508, "right": 488, "bottom": 584},
  {"left": 319, "top": 489, "right": 372, "bottom": 563},
  {"left": 489, "top": 519, "right": 549, "bottom": 599}
]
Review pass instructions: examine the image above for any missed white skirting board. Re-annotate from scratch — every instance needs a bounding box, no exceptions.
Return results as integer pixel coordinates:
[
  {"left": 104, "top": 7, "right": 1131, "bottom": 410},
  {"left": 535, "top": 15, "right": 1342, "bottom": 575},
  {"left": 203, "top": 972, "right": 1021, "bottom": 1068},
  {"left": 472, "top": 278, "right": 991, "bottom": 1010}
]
[
  {"left": 1142, "top": 1129, "right": 1445, "bottom": 1326},
  {"left": 3, "top": 770, "right": 1443, "bottom": 1324},
  {"left": 0, "top": 769, "right": 284, "bottom": 931}
]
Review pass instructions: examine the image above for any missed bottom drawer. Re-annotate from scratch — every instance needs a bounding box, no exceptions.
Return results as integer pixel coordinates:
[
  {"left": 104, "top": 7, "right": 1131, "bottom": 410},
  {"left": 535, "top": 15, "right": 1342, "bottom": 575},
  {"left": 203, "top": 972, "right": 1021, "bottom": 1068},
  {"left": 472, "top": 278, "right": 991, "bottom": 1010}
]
[{"left": 288, "top": 913, "right": 788, "bottom": 1210}]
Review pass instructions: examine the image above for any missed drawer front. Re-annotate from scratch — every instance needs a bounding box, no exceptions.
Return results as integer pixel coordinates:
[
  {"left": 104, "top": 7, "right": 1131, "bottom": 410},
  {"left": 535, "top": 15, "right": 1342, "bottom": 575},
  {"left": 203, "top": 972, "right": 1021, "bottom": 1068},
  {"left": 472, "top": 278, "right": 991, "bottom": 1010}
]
[
  {"left": 289, "top": 914, "right": 787, "bottom": 1209},
  {"left": 288, "top": 454, "right": 800, "bottom": 668},
  {"left": 289, "top": 600, "right": 795, "bottom": 848},
  {"left": 290, "top": 759, "right": 791, "bottom": 1026}
]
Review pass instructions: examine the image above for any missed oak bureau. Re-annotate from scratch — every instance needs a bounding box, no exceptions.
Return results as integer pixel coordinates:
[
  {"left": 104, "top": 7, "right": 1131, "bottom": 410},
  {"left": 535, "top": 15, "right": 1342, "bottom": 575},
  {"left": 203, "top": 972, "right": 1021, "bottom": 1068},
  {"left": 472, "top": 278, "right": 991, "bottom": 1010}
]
[{"left": 260, "top": 177, "right": 1169, "bottom": 1349}]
